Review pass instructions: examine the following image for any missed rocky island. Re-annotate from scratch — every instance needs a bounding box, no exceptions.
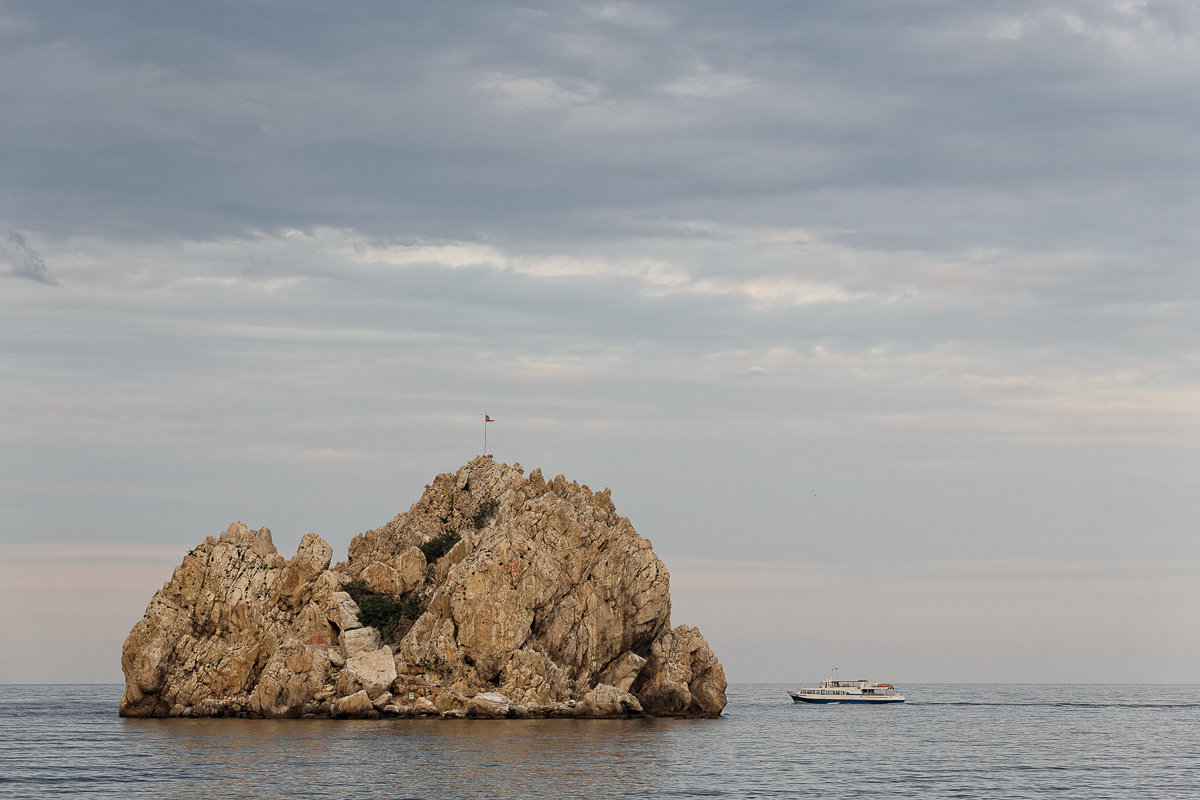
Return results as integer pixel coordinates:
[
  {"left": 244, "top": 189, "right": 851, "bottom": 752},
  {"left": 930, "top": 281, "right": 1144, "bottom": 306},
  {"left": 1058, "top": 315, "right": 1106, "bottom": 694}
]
[{"left": 120, "top": 457, "right": 727, "bottom": 719}]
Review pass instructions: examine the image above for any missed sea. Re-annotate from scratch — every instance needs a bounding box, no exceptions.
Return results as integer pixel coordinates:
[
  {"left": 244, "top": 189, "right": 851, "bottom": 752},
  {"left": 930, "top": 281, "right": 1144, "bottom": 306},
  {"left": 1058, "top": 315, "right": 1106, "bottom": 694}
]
[{"left": 1, "top": 684, "right": 1197, "bottom": 799}]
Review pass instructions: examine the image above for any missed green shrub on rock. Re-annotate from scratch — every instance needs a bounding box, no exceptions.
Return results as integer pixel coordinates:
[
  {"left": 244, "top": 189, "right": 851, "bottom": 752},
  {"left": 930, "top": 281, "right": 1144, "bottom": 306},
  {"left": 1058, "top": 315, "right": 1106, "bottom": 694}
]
[
  {"left": 471, "top": 499, "right": 499, "bottom": 529},
  {"left": 343, "top": 579, "right": 425, "bottom": 645},
  {"left": 419, "top": 529, "right": 460, "bottom": 561}
]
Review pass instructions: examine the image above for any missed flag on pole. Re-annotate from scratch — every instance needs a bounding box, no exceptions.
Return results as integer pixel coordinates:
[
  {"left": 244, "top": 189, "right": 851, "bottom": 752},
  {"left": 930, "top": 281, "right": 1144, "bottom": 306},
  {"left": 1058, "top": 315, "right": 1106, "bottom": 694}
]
[{"left": 485, "top": 415, "right": 494, "bottom": 422}]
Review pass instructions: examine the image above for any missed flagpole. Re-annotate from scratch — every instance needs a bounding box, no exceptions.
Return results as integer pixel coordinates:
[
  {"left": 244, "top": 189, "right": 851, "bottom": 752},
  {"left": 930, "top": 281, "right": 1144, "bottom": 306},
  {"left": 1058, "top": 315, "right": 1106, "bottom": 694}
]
[{"left": 484, "top": 413, "right": 487, "bottom": 455}]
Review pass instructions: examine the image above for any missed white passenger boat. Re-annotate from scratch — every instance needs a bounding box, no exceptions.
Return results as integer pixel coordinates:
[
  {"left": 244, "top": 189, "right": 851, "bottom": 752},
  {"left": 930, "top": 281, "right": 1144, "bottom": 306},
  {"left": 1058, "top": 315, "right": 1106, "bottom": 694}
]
[{"left": 789, "top": 672, "right": 905, "bottom": 704}]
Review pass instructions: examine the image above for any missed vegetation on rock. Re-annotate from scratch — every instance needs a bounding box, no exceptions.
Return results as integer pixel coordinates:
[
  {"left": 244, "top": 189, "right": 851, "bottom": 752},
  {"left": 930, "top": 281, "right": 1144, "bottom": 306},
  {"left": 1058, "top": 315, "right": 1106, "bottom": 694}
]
[
  {"left": 418, "top": 529, "right": 461, "bottom": 561},
  {"left": 471, "top": 498, "right": 499, "bottom": 528},
  {"left": 344, "top": 579, "right": 424, "bottom": 644}
]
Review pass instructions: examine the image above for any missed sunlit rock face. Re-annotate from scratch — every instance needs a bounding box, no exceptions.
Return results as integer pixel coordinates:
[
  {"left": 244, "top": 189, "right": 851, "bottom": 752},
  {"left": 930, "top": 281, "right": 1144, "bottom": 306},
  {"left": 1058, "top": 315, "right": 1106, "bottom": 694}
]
[{"left": 120, "top": 456, "right": 727, "bottom": 719}]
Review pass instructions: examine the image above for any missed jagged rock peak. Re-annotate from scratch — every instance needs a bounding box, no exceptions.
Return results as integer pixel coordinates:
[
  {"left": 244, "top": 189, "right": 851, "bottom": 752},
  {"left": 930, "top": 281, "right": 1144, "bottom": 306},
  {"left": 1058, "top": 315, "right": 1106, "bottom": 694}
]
[
  {"left": 339, "top": 456, "right": 621, "bottom": 575},
  {"left": 120, "top": 458, "right": 727, "bottom": 719}
]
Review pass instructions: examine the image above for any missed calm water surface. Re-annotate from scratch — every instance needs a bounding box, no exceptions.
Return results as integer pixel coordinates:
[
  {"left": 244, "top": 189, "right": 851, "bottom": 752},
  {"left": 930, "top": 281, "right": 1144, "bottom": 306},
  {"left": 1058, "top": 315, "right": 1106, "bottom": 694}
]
[{"left": 1, "top": 684, "right": 1197, "bottom": 798}]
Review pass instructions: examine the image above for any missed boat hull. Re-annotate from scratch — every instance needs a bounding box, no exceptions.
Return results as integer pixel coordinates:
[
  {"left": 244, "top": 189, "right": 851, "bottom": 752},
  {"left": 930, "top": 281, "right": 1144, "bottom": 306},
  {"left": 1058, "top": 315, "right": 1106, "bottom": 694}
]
[{"left": 790, "top": 693, "right": 904, "bottom": 704}]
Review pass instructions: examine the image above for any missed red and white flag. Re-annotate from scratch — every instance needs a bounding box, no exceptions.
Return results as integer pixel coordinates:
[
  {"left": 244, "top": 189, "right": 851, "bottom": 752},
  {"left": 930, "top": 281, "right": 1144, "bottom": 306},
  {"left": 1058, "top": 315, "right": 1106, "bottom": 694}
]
[{"left": 485, "top": 415, "right": 494, "bottom": 422}]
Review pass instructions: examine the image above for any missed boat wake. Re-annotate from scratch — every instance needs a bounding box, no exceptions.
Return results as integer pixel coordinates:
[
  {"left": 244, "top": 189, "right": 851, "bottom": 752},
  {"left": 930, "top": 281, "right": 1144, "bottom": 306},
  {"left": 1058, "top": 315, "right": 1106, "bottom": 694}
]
[{"left": 914, "top": 700, "right": 1200, "bottom": 709}]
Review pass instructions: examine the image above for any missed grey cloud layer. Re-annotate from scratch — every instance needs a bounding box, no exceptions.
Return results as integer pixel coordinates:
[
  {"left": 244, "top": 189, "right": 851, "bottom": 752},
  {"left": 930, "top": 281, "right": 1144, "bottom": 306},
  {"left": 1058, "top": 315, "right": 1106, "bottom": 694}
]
[
  {"left": 5, "top": 2, "right": 1199, "bottom": 256},
  {"left": 3, "top": 1, "right": 1195, "bottom": 371}
]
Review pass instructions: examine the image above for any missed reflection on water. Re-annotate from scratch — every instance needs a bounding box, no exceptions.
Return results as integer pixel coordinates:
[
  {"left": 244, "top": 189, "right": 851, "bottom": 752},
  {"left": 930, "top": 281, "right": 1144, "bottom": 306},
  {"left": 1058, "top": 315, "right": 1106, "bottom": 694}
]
[
  {"left": 2, "top": 684, "right": 1198, "bottom": 799},
  {"left": 118, "top": 716, "right": 696, "bottom": 799}
]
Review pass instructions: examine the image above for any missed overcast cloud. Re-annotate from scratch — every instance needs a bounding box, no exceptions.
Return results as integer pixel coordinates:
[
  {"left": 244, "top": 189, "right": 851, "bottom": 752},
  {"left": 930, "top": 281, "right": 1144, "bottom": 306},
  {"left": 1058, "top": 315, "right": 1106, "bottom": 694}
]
[{"left": 1, "top": 1, "right": 1197, "bottom": 684}]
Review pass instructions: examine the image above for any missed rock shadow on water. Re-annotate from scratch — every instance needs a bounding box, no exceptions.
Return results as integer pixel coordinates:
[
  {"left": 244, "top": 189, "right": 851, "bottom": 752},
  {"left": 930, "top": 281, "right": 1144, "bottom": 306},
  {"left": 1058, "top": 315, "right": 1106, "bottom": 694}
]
[{"left": 118, "top": 715, "right": 719, "bottom": 798}]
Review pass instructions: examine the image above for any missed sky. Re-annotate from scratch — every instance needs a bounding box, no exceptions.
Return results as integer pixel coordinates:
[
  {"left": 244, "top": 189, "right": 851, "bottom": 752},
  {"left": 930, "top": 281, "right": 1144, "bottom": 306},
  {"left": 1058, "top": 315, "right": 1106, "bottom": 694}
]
[{"left": 1, "top": 0, "right": 1197, "bottom": 685}]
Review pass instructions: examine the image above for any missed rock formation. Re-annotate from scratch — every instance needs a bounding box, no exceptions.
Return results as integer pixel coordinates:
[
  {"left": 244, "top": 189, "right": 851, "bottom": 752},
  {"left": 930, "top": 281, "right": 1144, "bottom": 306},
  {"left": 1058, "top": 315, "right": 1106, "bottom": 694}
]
[{"left": 120, "top": 457, "right": 727, "bottom": 719}]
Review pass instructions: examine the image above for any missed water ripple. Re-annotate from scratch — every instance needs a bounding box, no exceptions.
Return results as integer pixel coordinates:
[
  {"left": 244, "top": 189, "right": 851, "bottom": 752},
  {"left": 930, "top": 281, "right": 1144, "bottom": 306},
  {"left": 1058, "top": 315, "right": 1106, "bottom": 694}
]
[{"left": 0, "top": 684, "right": 1197, "bottom": 799}]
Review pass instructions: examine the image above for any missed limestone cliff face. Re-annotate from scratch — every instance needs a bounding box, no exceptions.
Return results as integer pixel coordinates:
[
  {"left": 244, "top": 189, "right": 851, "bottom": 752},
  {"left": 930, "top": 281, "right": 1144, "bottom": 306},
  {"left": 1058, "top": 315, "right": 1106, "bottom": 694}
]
[{"left": 120, "top": 457, "right": 727, "bottom": 719}]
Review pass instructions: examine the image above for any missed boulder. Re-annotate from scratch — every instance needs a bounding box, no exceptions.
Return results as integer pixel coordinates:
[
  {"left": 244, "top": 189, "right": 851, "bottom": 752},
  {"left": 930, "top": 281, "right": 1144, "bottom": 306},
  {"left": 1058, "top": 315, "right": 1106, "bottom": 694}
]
[
  {"left": 332, "top": 690, "right": 374, "bottom": 718},
  {"left": 311, "top": 570, "right": 347, "bottom": 601},
  {"left": 335, "top": 646, "right": 396, "bottom": 698},
  {"left": 576, "top": 683, "right": 643, "bottom": 717},
  {"left": 598, "top": 650, "right": 647, "bottom": 694},
  {"left": 249, "top": 642, "right": 334, "bottom": 718},
  {"left": 323, "top": 592, "right": 362, "bottom": 632},
  {"left": 395, "top": 547, "right": 428, "bottom": 593},
  {"left": 634, "top": 626, "right": 727, "bottom": 718},
  {"left": 291, "top": 602, "right": 337, "bottom": 646},
  {"left": 431, "top": 689, "right": 468, "bottom": 714},
  {"left": 276, "top": 533, "right": 333, "bottom": 608},
  {"left": 413, "top": 697, "right": 439, "bottom": 715},
  {"left": 497, "top": 647, "right": 575, "bottom": 705},
  {"left": 361, "top": 561, "right": 401, "bottom": 595},
  {"left": 466, "top": 691, "right": 513, "bottom": 718},
  {"left": 339, "top": 626, "right": 381, "bottom": 659}
]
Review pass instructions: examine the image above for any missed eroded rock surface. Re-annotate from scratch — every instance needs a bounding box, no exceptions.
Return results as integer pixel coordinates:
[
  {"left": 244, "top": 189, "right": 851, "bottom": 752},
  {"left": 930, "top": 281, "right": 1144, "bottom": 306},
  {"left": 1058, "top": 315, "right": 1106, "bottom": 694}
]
[{"left": 121, "top": 457, "right": 727, "bottom": 718}]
